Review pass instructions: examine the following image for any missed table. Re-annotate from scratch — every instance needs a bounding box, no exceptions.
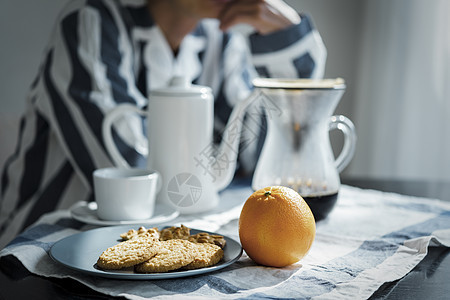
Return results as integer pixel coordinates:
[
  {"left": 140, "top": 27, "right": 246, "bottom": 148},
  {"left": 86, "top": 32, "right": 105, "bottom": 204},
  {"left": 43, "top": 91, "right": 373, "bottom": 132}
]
[
  {"left": 342, "top": 178, "right": 450, "bottom": 300},
  {"left": 0, "top": 177, "right": 449, "bottom": 300}
]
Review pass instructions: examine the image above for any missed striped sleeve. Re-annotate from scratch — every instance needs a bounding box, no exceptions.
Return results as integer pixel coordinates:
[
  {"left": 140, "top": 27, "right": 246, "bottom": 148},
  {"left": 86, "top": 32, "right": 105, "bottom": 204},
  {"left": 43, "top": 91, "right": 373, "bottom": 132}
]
[
  {"left": 42, "top": 1, "right": 147, "bottom": 187},
  {"left": 0, "top": 0, "right": 149, "bottom": 247},
  {"left": 0, "top": 0, "right": 150, "bottom": 247},
  {"left": 250, "top": 13, "right": 327, "bottom": 79}
]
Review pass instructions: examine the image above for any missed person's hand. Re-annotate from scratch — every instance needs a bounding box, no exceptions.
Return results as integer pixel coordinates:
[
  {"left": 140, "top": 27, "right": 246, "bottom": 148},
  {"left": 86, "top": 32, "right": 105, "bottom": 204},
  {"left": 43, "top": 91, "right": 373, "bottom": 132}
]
[{"left": 219, "top": 0, "right": 301, "bottom": 34}]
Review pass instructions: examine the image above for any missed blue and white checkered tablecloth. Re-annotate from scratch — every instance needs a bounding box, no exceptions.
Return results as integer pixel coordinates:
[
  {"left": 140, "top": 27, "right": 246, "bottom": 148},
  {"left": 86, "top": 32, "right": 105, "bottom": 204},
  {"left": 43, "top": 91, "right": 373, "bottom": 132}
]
[{"left": 1, "top": 184, "right": 450, "bottom": 300}]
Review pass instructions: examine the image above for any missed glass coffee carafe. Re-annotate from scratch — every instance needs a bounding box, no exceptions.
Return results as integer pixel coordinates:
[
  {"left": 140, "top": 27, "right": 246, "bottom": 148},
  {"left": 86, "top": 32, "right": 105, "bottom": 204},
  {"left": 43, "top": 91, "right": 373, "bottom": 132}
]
[{"left": 251, "top": 78, "right": 356, "bottom": 221}]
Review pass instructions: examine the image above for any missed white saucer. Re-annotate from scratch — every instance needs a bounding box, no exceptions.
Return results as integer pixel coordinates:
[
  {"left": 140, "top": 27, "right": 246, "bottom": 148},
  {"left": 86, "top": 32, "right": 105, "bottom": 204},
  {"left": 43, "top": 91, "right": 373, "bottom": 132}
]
[{"left": 70, "top": 202, "right": 180, "bottom": 226}]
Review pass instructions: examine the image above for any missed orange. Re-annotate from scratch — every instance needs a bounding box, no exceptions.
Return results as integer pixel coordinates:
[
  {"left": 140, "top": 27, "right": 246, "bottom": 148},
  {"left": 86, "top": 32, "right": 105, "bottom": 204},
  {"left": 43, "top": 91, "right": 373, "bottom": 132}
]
[{"left": 238, "top": 186, "right": 316, "bottom": 267}]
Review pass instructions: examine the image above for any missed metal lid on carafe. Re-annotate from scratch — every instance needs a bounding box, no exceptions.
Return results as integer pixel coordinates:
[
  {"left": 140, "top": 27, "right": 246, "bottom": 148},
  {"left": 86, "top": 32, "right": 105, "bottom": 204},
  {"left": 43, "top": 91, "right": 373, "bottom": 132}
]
[{"left": 252, "top": 78, "right": 346, "bottom": 90}]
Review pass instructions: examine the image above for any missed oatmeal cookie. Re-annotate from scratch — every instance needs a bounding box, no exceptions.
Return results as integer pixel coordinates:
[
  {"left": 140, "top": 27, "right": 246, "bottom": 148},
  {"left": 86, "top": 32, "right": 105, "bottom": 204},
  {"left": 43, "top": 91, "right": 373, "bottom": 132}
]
[
  {"left": 97, "top": 234, "right": 161, "bottom": 270},
  {"left": 184, "top": 243, "right": 224, "bottom": 270},
  {"left": 135, "top": 239, "right": 195, "bottom": 273}
]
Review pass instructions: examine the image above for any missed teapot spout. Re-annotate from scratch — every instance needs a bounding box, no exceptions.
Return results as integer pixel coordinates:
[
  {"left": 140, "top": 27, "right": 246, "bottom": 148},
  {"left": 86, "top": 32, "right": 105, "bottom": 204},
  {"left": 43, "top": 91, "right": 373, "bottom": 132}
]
[{"left": 212, "top": 92, "right": 259, "bottom": 191}]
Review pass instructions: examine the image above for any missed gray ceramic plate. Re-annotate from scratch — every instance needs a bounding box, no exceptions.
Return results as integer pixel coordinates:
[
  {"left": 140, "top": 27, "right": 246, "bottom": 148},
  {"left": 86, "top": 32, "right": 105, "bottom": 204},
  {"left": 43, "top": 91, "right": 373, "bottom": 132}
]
[{"left": 49, "top": 225, "right": 243, "bottom": 279}]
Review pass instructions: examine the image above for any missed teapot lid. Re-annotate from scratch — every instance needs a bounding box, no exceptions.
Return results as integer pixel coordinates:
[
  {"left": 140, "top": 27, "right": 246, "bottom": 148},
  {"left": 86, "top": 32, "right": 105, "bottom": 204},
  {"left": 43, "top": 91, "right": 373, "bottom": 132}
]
[
  {"left": 151, "top": 76, "right": 212, "bottom": 97},
  {"left": 253, "top": 78, "right": 346, "bottom": 90}
]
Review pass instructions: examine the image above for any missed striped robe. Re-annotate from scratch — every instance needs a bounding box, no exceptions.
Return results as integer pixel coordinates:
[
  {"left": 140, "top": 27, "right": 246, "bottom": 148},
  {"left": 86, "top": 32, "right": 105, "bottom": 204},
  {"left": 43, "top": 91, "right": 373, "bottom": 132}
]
[{"left": 0, "top": 0, "right": 326, "bottom": 248}]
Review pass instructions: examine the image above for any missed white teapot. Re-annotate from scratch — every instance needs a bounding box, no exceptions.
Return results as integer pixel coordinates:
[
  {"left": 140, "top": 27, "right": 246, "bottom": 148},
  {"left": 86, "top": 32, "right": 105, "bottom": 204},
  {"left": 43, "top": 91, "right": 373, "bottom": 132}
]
[{"left": 102, "top": 77, "right": 254, "bottom": 214}]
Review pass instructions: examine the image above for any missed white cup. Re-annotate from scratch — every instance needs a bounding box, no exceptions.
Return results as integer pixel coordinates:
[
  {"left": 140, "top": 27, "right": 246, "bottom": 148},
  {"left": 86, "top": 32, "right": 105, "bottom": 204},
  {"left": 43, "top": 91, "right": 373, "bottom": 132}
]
[{"left": 93, "top": 168, "right": 161, "bottom": 221}]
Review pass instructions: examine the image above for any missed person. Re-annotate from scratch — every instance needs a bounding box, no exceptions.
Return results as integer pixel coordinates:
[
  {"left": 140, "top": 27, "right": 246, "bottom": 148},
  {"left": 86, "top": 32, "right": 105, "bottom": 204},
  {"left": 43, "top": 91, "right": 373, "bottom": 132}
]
[{"left": 0, "top": 0, "right": 326, "bottom": 248}]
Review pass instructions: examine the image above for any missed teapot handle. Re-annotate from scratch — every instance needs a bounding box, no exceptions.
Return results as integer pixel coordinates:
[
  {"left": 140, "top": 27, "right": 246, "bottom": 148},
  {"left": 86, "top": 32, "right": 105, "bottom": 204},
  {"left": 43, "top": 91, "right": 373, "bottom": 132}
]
[
  {"left": 102, "top": 104, "right": 146, "bottom": 168},
  {"left": 329, "top": 115, "right": 357, "bottom": 173}
]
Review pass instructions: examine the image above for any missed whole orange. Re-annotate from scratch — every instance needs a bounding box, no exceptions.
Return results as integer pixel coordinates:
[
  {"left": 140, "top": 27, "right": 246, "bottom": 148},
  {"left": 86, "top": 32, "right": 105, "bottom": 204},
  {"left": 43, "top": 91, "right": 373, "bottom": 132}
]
[{"left": 239, "top": 186, "right": 316, "bottom": 267}]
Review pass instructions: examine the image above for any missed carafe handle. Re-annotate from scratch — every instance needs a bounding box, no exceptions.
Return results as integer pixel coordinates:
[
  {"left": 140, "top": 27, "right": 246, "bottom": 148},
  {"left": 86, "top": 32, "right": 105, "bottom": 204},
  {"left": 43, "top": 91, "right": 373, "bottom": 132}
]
[
  {"left": 102, "top": 104, "right": 146, "bottom": 168},
  {"left": 329, "top": 115, "right": 356, "bottom": 173}
]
